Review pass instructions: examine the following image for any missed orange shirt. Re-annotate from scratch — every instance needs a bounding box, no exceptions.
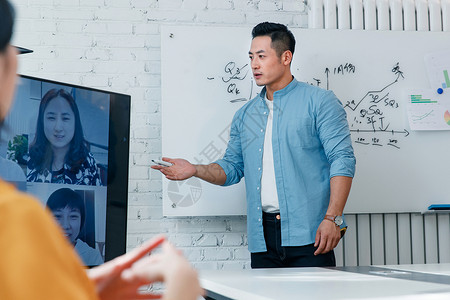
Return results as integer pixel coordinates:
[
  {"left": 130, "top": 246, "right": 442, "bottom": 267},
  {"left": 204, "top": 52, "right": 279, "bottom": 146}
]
[{"left": 0, "top": 180, "right": 99, "bottom": 300}]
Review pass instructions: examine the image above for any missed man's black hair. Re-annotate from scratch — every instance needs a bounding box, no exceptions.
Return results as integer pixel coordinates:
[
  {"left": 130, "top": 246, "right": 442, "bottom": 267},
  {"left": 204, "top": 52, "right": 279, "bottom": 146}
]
[
  {"left": 0, "top": 0, "right": 15, "bottom": 53},
  {"left": 251, "top": 22, "right": 295, "bottom": 57}
]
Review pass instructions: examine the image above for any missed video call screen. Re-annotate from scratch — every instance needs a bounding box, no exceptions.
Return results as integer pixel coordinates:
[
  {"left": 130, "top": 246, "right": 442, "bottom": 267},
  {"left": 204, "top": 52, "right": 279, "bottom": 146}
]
[{"left": 0, "top": 76, "right": 113, "bottom": 267}]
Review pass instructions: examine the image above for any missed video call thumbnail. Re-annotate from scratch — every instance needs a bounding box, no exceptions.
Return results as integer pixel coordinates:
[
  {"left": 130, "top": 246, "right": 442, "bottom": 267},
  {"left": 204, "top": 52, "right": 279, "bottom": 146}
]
[{"left": 0, "top": 76, "right": 111, "bottom": 266}]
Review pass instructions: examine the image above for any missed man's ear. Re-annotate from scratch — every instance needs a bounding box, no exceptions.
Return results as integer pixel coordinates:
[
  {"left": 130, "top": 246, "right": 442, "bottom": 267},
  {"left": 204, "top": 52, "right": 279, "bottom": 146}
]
[
  {"left": 0, "top": 52, "right": 8, "bottom": 98},
  {"left": 0, "top": 45, "right": 18, "bottom": 120},
  {"left": 5, "top": 45, "right": 18, "bottom": 74},
  {"left": 0, "top": 45, "right": 17, "bottom": 83},
  {"left": 281, "top": 50, "right": 293, "bottom": 66}
]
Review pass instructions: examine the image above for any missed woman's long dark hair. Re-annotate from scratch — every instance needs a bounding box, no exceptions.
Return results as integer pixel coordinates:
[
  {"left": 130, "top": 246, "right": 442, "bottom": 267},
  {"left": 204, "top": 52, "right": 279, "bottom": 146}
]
[{"left": 28, "top": 89, "right": 89, "bottom": 173}]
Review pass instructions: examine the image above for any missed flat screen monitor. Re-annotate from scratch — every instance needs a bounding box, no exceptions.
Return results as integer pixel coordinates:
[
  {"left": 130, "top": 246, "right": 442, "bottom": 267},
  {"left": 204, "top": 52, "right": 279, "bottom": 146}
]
[{"left": 0, "top": 74, "right": 130, "bottom": 267}]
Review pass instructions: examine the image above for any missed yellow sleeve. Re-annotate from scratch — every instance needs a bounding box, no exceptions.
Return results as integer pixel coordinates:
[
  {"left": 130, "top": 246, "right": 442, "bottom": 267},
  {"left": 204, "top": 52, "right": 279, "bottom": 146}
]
[{"left": 0, "top": 182, "right": 99, "bottom": 300}]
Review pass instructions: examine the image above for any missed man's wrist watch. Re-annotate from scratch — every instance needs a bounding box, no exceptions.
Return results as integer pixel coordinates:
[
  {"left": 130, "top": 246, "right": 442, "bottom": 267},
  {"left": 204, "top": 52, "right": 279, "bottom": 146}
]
[{"left": 324, "top": 214, "right": 344, "bottom": 226}]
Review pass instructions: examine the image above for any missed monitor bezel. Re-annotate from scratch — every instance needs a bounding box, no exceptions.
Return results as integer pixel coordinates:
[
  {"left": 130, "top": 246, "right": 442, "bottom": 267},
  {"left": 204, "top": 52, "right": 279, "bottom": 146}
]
[{"left": 18, "top": 74, "right": 130, "bottom": 265}]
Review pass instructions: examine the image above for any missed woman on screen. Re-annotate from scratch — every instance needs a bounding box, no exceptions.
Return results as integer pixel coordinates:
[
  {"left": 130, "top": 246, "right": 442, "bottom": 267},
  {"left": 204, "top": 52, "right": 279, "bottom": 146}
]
[
  {"left": 46, "top": 188, "right": 104, "bottom": 266},
  {"left": 27, "top": 88, "right": 102, "bottom": 185}
]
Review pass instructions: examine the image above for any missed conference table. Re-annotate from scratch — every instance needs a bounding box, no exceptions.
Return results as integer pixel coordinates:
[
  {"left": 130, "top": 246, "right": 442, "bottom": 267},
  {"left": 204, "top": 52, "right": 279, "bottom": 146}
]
[{"left": 199, "top": 263, "right": 450, "bottom": 300}]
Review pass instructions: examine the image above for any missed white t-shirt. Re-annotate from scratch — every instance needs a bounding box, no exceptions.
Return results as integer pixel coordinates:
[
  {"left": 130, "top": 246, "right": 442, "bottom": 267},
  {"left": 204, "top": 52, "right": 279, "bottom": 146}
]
[
  {"left": 260, "top": 96, "right": 280, "bottom": 213},
  {"left": 74, "top": 239, "right": 104, "bottom": 266},
  {"left": 0, "top": 156, "right": 26, "bottom": 182}
]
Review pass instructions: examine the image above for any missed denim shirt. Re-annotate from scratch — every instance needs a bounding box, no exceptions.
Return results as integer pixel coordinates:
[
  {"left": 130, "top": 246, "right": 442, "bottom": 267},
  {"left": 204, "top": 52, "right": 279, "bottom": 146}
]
[{"left": 215, "top": 78, "right": 356, "bottom": 253}]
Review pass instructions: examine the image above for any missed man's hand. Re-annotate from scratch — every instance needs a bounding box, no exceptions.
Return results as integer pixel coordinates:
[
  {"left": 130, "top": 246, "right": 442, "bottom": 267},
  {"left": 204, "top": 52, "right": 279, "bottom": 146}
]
[
  {"left": 313, "top": 220, "right": 341, "bottom": 255},
  {"left": 151, "top": 158, "right": 196, "bottom": 181},
  {"left": 151, "top": 158, "right": 227, "bottom": 185}
]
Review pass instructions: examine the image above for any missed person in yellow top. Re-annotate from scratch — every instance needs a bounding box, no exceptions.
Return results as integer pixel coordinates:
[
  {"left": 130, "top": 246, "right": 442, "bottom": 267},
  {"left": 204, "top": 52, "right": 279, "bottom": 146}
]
[
  {"left": 0, "top": 1, "right": 203, "bottom": 299},
  {"left": 0, "top": 180, "right": 100, "bottom": 299}
]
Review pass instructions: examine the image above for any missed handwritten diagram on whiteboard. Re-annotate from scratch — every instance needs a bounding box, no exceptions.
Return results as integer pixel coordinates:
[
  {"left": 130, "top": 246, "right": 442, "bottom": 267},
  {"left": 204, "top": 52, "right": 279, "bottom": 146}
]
[
  {"left": 301, "top": 62, "right": 409, "bottom": 149},
  {"left": 161, "top": 26, "right": 450, "bottom": 215}
]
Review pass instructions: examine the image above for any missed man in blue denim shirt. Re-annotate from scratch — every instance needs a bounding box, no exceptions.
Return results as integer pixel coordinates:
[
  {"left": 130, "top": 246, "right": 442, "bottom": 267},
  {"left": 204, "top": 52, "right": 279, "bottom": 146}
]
[{"left": 153, "top": 22, "right": 356, "bottom": 268}]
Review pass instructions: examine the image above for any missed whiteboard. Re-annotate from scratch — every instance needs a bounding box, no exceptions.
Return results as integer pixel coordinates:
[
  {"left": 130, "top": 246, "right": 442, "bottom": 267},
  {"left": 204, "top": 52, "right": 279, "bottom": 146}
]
[{"left": 161, "top": 25, "right": 450, "bottom": 215}]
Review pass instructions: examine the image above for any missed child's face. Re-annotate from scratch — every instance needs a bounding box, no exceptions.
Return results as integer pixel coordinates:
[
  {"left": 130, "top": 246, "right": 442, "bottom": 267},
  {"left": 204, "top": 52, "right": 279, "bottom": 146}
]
[{"left": 52, "top": 206, "right": 81, "bottom": 245}]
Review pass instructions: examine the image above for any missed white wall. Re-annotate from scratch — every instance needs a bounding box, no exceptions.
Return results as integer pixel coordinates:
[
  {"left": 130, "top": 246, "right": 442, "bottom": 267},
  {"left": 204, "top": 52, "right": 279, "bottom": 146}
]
[{"left": 11, "top": 0, "right": 308, "bottom": 270}]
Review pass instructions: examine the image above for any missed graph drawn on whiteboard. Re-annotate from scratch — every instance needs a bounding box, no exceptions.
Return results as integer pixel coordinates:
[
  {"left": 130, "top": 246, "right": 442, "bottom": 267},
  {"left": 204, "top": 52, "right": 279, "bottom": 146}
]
[{"left": 300, "top": 62, "right": 410, "bottom": 150}]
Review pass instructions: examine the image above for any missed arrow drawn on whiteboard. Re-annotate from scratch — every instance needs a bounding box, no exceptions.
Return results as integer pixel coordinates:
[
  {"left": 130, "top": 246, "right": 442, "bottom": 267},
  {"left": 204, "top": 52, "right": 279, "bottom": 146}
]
[
  {"left": 325, "top": 68, "right": 330, "bottom": 90},
  {"left": 350, "top": 128, "right": 410, "bottom": 137}
]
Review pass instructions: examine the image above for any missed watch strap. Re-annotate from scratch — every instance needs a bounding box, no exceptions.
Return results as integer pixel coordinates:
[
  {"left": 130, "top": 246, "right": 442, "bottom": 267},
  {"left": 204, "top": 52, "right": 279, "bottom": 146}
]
[{"left": 324, "top": 214, "right": 339, "bottom": 226}]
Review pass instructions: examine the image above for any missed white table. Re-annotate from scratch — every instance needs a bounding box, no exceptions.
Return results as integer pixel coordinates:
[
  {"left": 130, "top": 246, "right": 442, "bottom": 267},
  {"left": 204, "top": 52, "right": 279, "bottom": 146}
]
[
  {"left": 379, "top": 263, "right": 450, "bottom": 276},
  {"left": 199, "top": 264, "right": 450, "bottom": 300}
]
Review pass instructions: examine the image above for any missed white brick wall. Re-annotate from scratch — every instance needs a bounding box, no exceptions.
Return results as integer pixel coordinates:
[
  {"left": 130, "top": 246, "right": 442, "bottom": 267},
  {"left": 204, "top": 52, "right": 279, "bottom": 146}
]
[{"left": 10, "top": 0, "right": 308, "bottom": 270}]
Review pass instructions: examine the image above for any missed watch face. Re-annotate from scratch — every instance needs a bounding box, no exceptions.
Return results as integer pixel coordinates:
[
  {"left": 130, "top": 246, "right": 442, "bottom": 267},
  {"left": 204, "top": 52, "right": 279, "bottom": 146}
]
[{"left": 334, "top": 215, "right": 344, "bottom": 226}]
